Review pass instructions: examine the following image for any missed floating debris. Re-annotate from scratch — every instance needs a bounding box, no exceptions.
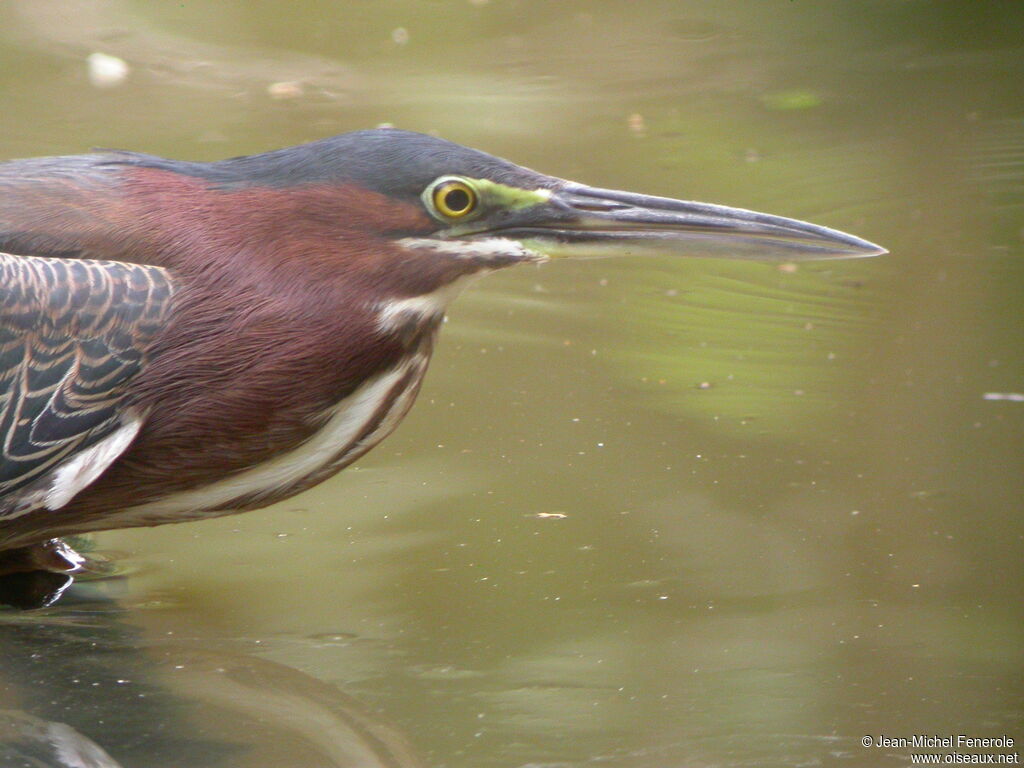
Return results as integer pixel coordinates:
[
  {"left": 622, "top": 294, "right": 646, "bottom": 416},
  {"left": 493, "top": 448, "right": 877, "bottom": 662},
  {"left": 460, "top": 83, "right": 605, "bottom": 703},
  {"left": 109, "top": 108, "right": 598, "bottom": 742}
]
[
  {"left": 982, "top": 392, "right": 1024, "bottom": 402},
  {"left": 267, "top": 80, "right": 305, "bottom": 100},
  {"left": 86, "top": 52, "right": 129, "bottom": 88},
  {"left": 627, "top": 112, "right": 647, "bottom": 137}
]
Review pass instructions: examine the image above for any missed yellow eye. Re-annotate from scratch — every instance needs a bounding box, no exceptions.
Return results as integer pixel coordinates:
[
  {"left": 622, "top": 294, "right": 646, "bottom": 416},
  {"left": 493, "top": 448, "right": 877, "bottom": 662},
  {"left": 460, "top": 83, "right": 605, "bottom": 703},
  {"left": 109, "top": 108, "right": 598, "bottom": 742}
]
[{"left": 431, "top": 179, "right": 477, "bottom": 218}]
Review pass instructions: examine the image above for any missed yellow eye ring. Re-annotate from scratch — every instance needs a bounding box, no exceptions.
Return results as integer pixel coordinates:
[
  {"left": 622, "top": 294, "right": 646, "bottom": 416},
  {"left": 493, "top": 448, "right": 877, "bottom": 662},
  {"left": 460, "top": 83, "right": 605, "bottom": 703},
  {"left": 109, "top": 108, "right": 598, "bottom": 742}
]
[{"left": 431, "top": 179, "right": 477, "bottom": 218}]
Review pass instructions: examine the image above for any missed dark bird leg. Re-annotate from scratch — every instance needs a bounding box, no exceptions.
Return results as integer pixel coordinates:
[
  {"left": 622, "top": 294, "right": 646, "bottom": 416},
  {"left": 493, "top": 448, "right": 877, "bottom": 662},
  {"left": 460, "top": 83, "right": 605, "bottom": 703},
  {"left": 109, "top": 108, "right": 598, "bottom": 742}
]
[
  {"left": 0, "top": 539, "right": 85, "bottom": 575},
  {"left": 0, "top": 539, "right": 84, "bottom": 609}
]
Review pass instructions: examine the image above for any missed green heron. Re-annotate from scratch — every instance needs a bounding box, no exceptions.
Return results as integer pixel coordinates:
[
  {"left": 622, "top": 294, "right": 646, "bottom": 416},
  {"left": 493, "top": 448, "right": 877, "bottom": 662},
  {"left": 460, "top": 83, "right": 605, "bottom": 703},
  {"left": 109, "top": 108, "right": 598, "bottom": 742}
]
[{"left": 0, "top": 128, "right": 883, "bottom": 589}]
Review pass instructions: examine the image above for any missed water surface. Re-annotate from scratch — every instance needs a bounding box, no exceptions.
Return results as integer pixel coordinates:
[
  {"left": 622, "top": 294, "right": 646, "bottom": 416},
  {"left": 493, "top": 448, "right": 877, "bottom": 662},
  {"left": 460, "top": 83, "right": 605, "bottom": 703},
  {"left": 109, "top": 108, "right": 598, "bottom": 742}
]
[{"left": 1, "top": 2, "right": 1021, "bottom": 766}]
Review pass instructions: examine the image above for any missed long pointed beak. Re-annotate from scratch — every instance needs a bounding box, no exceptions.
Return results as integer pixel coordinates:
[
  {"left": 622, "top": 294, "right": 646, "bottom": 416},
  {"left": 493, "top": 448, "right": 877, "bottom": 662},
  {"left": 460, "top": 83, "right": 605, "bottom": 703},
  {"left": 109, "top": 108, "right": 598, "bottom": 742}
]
[{"left": 495, "top": 181, "right": 886, "bottom": 261}]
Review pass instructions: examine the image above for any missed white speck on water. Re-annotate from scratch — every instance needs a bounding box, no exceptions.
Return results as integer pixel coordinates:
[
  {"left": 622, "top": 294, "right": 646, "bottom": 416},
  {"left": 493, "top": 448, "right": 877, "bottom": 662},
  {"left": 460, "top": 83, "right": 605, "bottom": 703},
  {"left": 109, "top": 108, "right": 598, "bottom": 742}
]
[
  {"left": 87, "top": 52, "right": 129, "bottom": 88},
  {"left": 983, "top": 392, "right": 1024, "bottom": 401}
]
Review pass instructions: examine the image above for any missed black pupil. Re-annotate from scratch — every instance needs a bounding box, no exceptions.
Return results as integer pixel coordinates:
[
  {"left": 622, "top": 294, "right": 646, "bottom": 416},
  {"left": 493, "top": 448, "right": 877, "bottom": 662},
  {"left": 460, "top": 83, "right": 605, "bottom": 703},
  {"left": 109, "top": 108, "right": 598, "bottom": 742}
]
[{"left": 444, "top": 187, "right": 471, "bottom": 212}]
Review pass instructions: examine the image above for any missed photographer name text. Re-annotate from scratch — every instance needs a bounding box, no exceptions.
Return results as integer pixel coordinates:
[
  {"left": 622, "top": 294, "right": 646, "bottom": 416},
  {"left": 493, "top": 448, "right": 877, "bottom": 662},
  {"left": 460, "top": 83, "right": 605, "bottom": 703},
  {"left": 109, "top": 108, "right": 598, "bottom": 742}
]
[{"left": 869, "top": 736, "right": 1014, "bottom": 750}]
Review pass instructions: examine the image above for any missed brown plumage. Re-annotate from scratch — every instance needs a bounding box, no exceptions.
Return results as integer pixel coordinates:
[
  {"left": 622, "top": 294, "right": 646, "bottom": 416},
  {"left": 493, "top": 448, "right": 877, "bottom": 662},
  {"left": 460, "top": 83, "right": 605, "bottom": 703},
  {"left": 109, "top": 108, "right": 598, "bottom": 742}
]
[{"left": 1, "top": 163, "right": 452, "bottom": 549}]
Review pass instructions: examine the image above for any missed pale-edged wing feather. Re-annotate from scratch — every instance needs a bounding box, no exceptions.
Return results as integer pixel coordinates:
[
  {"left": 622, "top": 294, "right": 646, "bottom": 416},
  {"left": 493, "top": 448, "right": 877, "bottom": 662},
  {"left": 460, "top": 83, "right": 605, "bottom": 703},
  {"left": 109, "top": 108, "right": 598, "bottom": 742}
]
[{"left": 0, "top": 252, "right": 173, "bottom": 518}]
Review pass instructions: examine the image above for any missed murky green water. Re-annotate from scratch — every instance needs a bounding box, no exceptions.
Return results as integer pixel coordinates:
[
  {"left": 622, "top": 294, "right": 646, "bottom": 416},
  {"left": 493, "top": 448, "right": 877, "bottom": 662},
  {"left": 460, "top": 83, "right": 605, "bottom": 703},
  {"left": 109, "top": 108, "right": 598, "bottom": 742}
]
[{"left": 1, "top": 2, "right": 1022, "bottom": 766}]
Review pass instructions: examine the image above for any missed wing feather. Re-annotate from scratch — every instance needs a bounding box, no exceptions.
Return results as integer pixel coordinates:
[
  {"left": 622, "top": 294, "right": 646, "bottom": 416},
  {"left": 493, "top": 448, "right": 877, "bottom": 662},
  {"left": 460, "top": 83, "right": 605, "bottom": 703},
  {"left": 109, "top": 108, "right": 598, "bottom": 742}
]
[{"left": 0, "top": 252, "right": 174, "bottom": 516}]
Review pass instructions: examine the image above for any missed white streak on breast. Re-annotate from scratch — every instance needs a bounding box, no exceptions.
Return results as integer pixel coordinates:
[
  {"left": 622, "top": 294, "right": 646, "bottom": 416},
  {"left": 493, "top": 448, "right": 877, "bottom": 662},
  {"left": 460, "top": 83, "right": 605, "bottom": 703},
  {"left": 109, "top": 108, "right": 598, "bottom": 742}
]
[
  {"left": 43, "top": 415, "right": 143, "bottom": 511},
  {"left": 345, "top": 357, "right": 426, "bottom": 459},
  {"left": 376, "top": 281, "right": 464, "bottom": 332},
  {"left": 119, "top": 359, "right": 422, "bottom": 520}
]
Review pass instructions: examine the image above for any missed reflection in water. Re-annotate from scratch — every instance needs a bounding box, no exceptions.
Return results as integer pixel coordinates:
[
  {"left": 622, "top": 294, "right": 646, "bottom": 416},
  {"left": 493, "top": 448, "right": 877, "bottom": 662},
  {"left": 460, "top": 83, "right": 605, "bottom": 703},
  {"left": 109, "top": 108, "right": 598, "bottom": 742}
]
[
  {"left": 0, "top": 710, "right": 123, "bottom": 768},
  {"left": 0, "top": 597, "right": 422, "bottom": 768},
  {"left": 0, "top": 571, "right": 74, "bottom": 610}
]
